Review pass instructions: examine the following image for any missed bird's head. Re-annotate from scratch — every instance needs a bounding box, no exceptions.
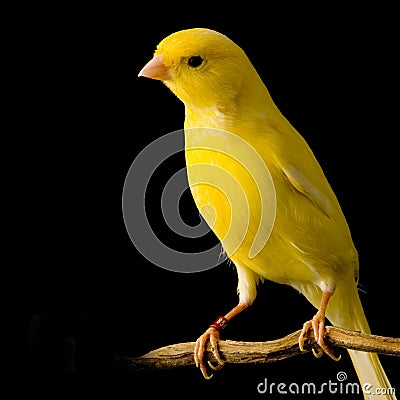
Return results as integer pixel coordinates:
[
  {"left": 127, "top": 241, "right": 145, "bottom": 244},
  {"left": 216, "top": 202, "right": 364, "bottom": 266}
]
[{"left": 139, "top": 28, "right": 259, "bottom": 111}]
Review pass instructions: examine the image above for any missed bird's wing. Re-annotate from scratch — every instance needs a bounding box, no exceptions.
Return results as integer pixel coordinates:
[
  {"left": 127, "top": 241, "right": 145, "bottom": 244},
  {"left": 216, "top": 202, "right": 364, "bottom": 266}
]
[{"left": 280, "top": 163, "right": 333, "bottom": 218}]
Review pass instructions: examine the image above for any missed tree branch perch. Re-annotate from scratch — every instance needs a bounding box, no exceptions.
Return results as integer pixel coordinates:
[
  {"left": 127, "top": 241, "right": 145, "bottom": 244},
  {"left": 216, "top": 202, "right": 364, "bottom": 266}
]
[{"left": 118, "top": 326, "right": 400, "bottom": 371}]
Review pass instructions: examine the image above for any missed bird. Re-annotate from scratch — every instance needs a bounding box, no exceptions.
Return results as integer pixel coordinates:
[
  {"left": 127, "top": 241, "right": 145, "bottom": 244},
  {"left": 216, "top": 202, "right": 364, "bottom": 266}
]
[{"left": 138, "top": 28, "right": 395, "bottom": 398}]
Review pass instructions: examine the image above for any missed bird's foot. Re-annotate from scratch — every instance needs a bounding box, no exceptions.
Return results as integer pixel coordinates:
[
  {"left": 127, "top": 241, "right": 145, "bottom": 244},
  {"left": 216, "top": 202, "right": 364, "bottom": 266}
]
[
  {"left": 194, "top": 327, "right": 225, "bottom": 379},
  {"left": 298, "top": 311, "right": 341, "bottom": 361}
]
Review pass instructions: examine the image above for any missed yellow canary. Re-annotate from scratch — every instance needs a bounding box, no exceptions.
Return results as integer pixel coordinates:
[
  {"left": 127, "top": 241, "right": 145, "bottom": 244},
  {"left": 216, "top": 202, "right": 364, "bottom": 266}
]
[{"left": 139, "top": 28, "right": 395, "bottom": 398}]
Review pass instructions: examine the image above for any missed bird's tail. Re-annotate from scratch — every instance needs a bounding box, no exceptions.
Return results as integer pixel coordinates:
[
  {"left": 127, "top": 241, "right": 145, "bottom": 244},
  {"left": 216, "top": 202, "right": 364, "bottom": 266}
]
[{"left": 326, "top": 285, "right": 396, "bottom": 400}]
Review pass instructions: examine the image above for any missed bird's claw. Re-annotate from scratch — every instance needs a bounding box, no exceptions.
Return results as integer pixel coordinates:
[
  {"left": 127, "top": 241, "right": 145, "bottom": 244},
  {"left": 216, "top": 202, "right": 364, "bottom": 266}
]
[
  {"left": 299, "top": 319, "right": 313, "bottom": 352},
  {"left": 311, "top": 347, "right": 324, "bottom": 358},
  {"left": 208, "top": 359, "right": 225, "bottom": 370},
  {"left": 299, "top": 313, "right": 341, "bottom": 361},
  {"left": 200, "top": 366, "right": 213, "bottom": 380},
  {"left": 194, "top": 327, "right": 225, "bottom": 379}
]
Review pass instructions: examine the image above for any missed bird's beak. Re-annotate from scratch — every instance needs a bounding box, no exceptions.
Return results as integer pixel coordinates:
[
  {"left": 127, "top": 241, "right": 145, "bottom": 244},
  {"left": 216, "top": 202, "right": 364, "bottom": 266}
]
[{"left": 138, "top": 54, "right": 171, "bottom": 81}]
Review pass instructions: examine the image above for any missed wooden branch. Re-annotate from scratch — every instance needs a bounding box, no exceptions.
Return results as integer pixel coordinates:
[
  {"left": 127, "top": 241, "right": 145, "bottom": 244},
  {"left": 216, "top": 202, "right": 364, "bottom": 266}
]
[{"left": 117, "top": 326, "right": 400, "bottom": 371}]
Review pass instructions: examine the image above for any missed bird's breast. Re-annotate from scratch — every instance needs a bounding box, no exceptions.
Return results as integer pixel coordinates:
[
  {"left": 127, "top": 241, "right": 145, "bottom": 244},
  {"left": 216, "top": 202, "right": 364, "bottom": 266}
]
[{"left": 184, "top": 127, "right": 276, "bottom": 259}]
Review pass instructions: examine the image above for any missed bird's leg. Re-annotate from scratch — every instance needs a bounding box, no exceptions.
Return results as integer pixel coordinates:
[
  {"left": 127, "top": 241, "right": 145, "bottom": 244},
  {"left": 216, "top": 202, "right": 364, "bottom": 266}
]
[
  {"left": 194, "top": 303, "right": 249, "bottom": 379},
  {"left": 298, "top": 290, "right": 341, "bottom": 361}
]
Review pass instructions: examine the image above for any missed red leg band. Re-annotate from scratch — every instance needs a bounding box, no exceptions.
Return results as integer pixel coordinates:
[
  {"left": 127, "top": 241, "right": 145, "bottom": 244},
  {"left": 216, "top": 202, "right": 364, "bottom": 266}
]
[{"left": 209, "top": 316, "right": 228, "bottom": 332}]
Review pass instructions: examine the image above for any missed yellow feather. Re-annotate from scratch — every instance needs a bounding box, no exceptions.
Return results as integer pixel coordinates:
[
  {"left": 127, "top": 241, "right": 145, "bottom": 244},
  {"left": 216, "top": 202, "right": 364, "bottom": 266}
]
[{"left": 141, "top": 28, "right": 396, "bottom": 399}]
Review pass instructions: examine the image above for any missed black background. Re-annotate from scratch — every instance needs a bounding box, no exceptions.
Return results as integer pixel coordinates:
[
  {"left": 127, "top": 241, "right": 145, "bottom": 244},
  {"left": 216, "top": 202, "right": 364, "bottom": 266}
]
[{"left": 23, "top": 4, "right": 399, "bottom": 399}]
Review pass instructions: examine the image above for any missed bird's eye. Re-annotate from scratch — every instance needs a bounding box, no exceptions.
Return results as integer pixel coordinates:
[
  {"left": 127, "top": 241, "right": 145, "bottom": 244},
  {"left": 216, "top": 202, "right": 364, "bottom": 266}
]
[{"left": 188, "top": 56, "right": 204, "bottom": 68}]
